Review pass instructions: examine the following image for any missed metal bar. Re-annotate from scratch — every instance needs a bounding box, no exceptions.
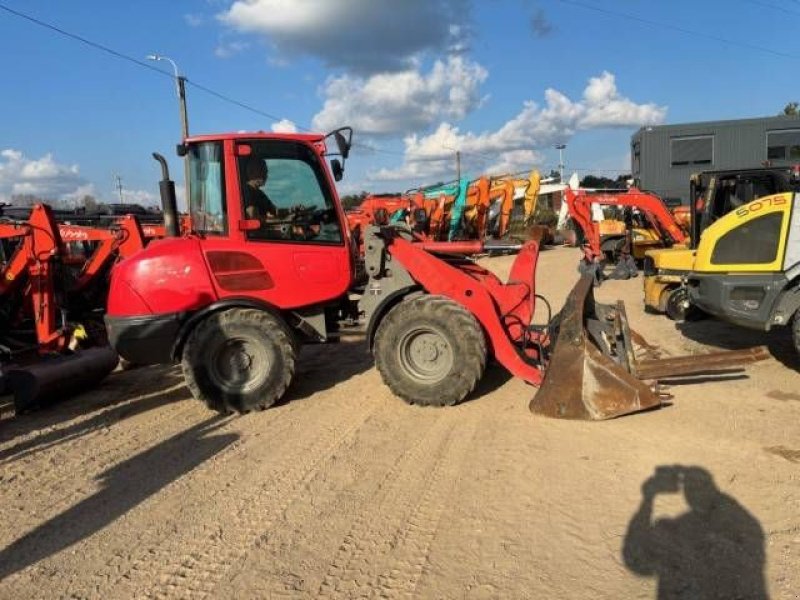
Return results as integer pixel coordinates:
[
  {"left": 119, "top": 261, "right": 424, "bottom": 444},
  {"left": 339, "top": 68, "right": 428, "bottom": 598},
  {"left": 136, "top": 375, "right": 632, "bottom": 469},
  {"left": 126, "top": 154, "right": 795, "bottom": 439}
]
[{"left": 636, "top": 346, "right": 769, "bottom": 380}]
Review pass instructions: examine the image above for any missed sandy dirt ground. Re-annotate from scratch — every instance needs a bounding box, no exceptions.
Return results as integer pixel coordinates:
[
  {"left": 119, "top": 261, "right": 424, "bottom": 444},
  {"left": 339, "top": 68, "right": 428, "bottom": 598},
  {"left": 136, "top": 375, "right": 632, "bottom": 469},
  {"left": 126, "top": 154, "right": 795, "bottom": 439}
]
[{"left": 1, "top": 246, "right": 799, "bottom": 599}]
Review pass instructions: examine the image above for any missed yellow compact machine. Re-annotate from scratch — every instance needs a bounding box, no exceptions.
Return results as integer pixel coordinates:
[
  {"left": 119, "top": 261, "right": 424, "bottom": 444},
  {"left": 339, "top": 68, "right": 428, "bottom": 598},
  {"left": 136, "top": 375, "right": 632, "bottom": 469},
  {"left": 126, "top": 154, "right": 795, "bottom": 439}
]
[
  {"left": 688, "top": 191, "right": 800, "bottom": 341},
  {"left": 643, "top": 168, "right": 798, "bottom": 320}
]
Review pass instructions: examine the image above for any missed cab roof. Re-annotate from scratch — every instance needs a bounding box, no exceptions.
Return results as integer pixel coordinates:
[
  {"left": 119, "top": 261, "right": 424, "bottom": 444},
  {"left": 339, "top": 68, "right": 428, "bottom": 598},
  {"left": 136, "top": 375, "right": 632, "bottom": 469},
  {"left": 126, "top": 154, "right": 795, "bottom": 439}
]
[{"left": 185, "top": 131, "right": 325, "bottom": 144}]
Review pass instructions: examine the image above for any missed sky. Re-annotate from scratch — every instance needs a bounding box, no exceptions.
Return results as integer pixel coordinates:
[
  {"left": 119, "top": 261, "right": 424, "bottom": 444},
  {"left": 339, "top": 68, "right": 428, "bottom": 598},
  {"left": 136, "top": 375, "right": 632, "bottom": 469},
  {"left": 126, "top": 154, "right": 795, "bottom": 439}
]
[{"left": 0, "top": 0, "right": 798, "bottom": 207}]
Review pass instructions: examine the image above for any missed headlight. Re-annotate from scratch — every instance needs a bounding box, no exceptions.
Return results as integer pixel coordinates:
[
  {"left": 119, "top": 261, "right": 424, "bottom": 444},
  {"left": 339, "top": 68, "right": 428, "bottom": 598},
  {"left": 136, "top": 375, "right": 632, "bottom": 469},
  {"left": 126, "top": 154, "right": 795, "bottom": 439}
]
[{"left": 730, "top": 287, "right": 765, "bottom": 312}]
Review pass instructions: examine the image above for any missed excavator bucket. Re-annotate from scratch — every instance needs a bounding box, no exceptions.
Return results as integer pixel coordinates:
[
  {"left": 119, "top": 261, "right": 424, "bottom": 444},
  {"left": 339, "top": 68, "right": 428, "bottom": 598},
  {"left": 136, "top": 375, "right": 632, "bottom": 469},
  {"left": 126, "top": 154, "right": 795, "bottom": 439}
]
[{"left": 530, "top": 275, "right": 769, "bottom": 420}]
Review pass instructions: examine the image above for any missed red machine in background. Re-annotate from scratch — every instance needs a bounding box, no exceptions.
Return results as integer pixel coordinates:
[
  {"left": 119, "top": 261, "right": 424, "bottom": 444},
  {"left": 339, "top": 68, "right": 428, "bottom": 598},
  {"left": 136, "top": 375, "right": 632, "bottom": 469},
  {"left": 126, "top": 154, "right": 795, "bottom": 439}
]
[
  {"left": 346, "top": 193, "right": 425, "bottom": 254},
  {"left": 0, "top": 195, "right": 184, "bottom": 414},
  {"left": 347, "top": 172, "right": 532, "bottom": 252}
]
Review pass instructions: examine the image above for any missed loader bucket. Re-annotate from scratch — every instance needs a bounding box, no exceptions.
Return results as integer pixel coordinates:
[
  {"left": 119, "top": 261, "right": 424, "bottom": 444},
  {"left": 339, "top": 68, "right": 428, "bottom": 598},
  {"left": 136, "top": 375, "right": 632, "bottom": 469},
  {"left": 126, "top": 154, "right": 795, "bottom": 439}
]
[
  {"left": 530, "top": 275, "right": 769, "bottom": 420},
  {"left": 5, "top": 346, "right": 119, "bottom": 412}
]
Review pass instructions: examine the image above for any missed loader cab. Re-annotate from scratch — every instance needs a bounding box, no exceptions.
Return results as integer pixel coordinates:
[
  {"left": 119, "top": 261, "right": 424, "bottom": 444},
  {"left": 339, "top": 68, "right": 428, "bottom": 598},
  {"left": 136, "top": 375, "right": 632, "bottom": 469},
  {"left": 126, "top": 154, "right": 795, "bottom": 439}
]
[
  {"left": 688, "top": 190, "right": 799, "bottom": 330},
  {"left": 643, "top": 168, "right": 800, "bottom": 319},
  {"left": 690, "top": 169, "right": 796, "bottom": 248},
  {"left": 182, "top": 130, "right": 354, "bottom": 308}
]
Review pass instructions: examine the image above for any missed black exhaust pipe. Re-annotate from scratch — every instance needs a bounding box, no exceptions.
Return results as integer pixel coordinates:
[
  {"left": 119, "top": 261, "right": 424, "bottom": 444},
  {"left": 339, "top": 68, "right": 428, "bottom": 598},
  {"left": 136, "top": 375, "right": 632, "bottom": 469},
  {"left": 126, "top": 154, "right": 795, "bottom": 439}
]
[{"left": 152, "top": 152, "right": 179, "bottom": 237}]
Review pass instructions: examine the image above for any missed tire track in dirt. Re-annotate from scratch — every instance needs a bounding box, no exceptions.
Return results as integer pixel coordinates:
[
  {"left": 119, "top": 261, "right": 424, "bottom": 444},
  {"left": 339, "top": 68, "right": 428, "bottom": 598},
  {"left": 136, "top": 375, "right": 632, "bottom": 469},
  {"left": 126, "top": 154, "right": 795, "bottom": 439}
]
[
  {"left": 367, "top": 415, "right": 478, "bottom": 599},
  {"left": 92, "top": 389, "right": 383, "bottom": 599},
  {"left": 237, "top": 411, "right": 449, "bottom": 599},
  {"left": 86, "top": 400, "right": 316, "bottom": 591},
  {"left": 0, "top": 382, "right": 192, "bottom": 473},
  {"left": 139, "top": 398, "right": 381, "bottom": 599},
  {"left": 0, "top": 382, "right": 310, "bottom": 596},
  {"left": 0, "top": 389, "right": 203, "bottom": 539},
  {"left": 315, "top": 413, "right": 478, "bottom": 599}
]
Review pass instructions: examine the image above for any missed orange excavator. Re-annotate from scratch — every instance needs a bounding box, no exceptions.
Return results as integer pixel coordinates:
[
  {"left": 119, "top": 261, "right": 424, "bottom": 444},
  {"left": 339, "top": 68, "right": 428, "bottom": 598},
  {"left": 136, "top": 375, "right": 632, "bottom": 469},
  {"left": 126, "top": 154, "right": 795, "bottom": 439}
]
[
  {"left": 353, "top": 169, "right": 542, "bottom": 248},
  {"left": 563, "top": 187, "right": 687, "bottom": 283},
  {"left": 423, "top": 172, "right": 533, "bottom": 243}
]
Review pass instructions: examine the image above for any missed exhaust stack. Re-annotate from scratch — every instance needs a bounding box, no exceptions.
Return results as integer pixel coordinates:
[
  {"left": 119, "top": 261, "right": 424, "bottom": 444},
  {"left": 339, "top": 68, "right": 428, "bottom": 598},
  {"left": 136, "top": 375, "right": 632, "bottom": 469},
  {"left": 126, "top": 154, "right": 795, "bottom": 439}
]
[{"left": 152, "top": 152, "right": 179, "bottom": 237}]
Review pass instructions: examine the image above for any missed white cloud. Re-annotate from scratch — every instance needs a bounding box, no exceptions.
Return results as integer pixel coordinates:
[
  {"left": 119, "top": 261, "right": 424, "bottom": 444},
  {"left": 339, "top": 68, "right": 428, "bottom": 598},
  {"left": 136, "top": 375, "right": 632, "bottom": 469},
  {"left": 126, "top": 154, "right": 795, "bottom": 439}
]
[
  {"left": 62, "top": 183, "right": 98, "bottom": 204},
  {"left": 0, "top": 149, "right": 88, "bottom": 202},
  {"left": 484, "top": 149, "right": 544, "bottom": 176},
  {"left": 184, "top": 13, "right": 204, "bottom": 27},
  {"left": 215, "top": 39, "right": 250, "bottom": 58},
  {"left": 271, "top": 118, "right": 298, "bottom": 133},
  {"left": 312, "top": 56, "right": 488, "bottom": 135},
  {"left": 578, "top": 72, "right": 666, "bottom": 128},
  {"left": 370, "top": 72, "right": 666, "bottom": 182},
  {"left": 218, "top": 0, "right": 471, "bottom": 73},
  {"left": 122, "top": 188, "right": 160, "bottom": 206}
]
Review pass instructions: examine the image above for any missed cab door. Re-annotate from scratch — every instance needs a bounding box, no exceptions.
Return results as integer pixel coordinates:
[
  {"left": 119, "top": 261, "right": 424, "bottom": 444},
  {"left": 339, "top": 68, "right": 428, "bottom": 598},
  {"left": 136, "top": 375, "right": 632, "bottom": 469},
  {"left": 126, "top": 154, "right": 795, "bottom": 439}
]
[{"left": 205, "top": 138, "right": 352, "bottom": 310}]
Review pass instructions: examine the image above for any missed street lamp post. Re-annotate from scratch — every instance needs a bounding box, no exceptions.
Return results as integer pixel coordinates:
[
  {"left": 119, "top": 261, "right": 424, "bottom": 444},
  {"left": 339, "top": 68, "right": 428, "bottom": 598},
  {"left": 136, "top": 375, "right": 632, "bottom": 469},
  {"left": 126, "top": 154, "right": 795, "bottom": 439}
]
[
  {"left": 147, "top": 54, "right": 190, "bottom": 205},
  {"left": 554, "top": 143, "right": 566, "bottom": 183}
]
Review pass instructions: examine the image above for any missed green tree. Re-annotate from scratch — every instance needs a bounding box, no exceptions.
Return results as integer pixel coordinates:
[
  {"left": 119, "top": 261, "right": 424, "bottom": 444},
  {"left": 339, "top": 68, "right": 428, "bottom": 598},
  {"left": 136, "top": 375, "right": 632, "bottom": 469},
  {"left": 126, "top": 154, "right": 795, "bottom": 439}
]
[
  {"left": 782, "top": 102, "right": 799, "bottom": 116},
  {"left": 80, "top": 194, "right": 98, "bottom": 212},
  {"left": 340, "top": 191, "right": 368, "bottom": 210}
]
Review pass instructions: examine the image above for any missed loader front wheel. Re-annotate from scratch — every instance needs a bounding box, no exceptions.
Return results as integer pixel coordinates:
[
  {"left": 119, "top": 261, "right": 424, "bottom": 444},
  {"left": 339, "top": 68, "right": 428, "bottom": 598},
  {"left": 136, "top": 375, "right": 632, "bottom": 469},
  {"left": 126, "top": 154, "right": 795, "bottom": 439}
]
[
  {"left": 374, "top": 295, "right": 486, "bottom": 406},
  {"left": 182, "top": 309, "right": 296, "bottom": 414},
  {"left": 792, "top": 311, "right": 800, "bottom": 356},
  {"left": 666, "top": 286, "right": 706, "bottom": 322}
]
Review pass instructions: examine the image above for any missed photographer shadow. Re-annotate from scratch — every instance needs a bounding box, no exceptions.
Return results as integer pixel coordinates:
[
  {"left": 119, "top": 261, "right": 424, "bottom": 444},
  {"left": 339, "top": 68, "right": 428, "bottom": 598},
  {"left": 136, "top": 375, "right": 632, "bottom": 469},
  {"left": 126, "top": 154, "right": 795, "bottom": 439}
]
[{"left": 623, "top": 465, "right": 768, "bottom": 599}]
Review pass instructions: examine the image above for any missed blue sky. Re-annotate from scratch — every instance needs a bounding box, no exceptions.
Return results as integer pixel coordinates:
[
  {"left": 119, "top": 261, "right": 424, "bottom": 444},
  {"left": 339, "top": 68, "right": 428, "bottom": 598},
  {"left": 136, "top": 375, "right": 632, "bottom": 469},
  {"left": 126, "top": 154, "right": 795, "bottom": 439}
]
[{"left": 0, "top": 0, "right": 797, "bottom": 206}]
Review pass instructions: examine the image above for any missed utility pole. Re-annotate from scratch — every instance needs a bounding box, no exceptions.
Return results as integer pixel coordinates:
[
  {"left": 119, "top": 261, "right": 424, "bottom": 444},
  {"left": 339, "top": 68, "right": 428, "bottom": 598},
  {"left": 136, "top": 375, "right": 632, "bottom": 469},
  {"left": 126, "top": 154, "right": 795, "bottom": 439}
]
[
  {"left": 456, "top": 150, "right": 461, "bottom": 181},
  {"left": 555, "top": 144, "right": 566, "bottom": 183},
  {"left": 114, "top": 174, "right": 124, "bottom": 203},
  {"left": 147, "top": 54, "right": 191, "bottom": 206},
  {"left": 177, "top": 75, "right": 190, "bottom": 207}
]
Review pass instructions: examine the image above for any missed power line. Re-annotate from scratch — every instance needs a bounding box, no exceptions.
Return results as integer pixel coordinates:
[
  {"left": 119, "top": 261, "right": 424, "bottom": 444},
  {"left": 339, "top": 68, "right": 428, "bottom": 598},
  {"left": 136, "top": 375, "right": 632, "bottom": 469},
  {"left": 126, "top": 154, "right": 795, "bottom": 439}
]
[
  {"left": 552, "top": 0, "right": 800, "bottom": 61},
  {"left": 0, "top": 1, "right": 405, "bottom": 158},
  {"left": 0, "top": 3, "right": 172, "bottom": 79},
  {"left": 740, "top": 0, "right": 800, "bottom": 16}
]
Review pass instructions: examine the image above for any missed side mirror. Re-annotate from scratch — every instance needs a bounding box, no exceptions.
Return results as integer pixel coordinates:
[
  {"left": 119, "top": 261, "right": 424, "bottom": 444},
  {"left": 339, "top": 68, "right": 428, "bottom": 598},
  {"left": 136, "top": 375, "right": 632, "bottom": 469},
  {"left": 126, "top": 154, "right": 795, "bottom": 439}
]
[
  {"left": 334, "top": 130, "right": 351, "bottom": 159},
  {"left": 176, "top": 143, "right": 188, "bottom": 157},
  {"left": 331, "top": 159, "right": 344, "bottom": 182}
]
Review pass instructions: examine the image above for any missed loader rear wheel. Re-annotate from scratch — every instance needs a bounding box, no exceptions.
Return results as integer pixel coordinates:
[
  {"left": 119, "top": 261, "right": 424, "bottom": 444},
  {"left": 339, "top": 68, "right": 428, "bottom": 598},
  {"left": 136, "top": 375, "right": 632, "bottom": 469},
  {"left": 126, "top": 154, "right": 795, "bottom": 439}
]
[
  {"left": 182, "top": 308, "right": 296, "bottom": 414},
  {"left": 374, "top": 295, "right": 486, "bottom": 406}
]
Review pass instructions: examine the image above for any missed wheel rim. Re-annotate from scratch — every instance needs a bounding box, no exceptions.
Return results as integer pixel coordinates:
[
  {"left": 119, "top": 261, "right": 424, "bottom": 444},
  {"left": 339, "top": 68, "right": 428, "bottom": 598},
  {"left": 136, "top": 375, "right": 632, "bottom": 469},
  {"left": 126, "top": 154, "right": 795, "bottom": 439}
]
[
  {"left": 397, "top": 326, "right": 454, "bottom": 383},
  {"left": 209, "top": 337, "right": 270, "bottom": 394},
  {"left": 667, "top": 289, "right": 689, "bottom": 321}
]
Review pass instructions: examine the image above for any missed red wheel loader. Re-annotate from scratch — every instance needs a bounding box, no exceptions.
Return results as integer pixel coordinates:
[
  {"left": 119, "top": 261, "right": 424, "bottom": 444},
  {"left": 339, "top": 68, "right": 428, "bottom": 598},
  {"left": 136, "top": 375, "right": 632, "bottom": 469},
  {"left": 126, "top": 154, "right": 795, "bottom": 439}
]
[{"left": 105, "top": 129, "right": 768, "bottom": 420}]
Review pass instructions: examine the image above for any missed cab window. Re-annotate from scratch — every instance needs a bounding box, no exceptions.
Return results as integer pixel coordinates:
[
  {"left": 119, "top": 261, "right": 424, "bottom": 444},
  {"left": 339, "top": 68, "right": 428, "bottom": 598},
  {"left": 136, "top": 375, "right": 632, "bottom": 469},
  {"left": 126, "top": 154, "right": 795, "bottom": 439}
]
[
  {"left": 188, "top": 142, "right": 227, "bottom": 235},
  {"left": 237, "top": 140, "right": 342, "bottom": 244},
  {"left": 711, "top": 212, "right": 783, "bottom": 265}
]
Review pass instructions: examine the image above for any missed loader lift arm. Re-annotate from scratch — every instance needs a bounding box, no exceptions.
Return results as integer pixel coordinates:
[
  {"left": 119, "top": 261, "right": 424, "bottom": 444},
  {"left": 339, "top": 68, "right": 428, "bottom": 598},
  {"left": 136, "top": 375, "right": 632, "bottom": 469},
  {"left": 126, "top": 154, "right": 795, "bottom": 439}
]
[{"left": 362, "top": 225, "right": 768, "bottom": 419}]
